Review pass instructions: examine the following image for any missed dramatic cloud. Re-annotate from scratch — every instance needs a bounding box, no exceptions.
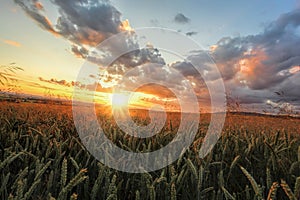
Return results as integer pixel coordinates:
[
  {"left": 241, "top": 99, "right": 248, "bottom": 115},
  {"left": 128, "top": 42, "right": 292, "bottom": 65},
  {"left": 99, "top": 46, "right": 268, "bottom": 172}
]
[
  {"left": 167, "top": 9, "right": 300, "bottom": 109},
  {"left": 107, "top": 43, "right": 165, "bottom": 71},
  {"left": 15, "top": 0, "right": 163, "bottom": 68},
  {"left": 211, "top": 8, "right": 300, "bottom": 89},
  {"left": 174, "top": 13, "right": 190, "bottom": 24},
  {"left": 53, "top": 0, "right": 122, "bottom": 46},
  {"left": 15, "top": 0, "right": 124, "bottom": 56}
]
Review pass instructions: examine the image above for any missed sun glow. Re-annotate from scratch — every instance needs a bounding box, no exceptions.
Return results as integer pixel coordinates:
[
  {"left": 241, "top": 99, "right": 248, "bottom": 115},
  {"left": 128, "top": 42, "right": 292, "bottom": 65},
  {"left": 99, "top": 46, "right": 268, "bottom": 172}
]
[{"left": 110, "top": 93, "right": 130, "bottom": 108}]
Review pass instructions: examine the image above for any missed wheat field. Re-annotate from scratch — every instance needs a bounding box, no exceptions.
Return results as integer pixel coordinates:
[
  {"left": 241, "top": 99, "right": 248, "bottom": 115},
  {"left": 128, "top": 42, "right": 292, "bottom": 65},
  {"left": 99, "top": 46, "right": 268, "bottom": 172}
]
[{"left": 0, "top": 102, "right": 300, "bottom": 200}]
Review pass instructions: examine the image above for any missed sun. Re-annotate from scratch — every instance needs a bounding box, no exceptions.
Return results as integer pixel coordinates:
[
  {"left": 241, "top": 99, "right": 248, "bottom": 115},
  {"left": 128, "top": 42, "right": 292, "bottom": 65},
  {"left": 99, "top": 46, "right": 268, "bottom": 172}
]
[{"left": 110, "top": 93, "right": 129, "bottom": 108}]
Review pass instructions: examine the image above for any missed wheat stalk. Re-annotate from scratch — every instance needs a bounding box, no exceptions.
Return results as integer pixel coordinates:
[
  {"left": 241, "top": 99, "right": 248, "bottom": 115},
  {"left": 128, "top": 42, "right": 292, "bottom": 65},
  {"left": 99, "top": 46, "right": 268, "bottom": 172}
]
[
  {"left": 69, "top": 157, "right": 79, "bottom": 172},
  {"left": 297, "top": 146, "right": 300, "bottom": 162},
  {"left": 198, "top": 165, "right": 204, "bottom": 191},
  {"left": 266, "top": 167, "right": 272, "bottom": 190},
  {"left": 280, "top": 179, "right": 296, "bottom": 200},
  {"left": 176, "top": 170, "right": 185, "bottom": 186},
  {"left": 70, "top": 193, "right": 78, "bottom": 200},
  {"left": 16, "top": 179, "right": 25, "bottom": 199},
  {"left": 0, "top": 172, "right": 10, "bottom": 194},
  {"left": 221, "top": 186, "right": 236, "bottom": 200},
  {"left": 218, "top": 170, "right": 225, "bottom": 188},
  {"left": 245, "top": 185, "right": 251, "bottom": 200},
  {"left": 91, "top": 165, "right": 105, "bottom": 200},
  {"left": 61, "top": 158, "right": 67, "bottom": 187},
  {"left": 148, "top": 185, "right": 156, "bottom": 200},
  {"left": 227, "top": 155, "right": 240, "bottom": 182},
  {"left": 23, "top": 178, "right": 41, "bottom": 200},
  {"left": 266, "top": 182, "right": 279, "bottom": 200},
  {"left": 8, "top": 194, "right": 14, "bottom": 200},
  {"left": 0, "top": 152, "right": 24, "bottom": 170},
  {"left": 294, "top": 176, "right": 300, "bottom": 200},
  {"left": 107, "top": 174, "right": 117, "bottom": 199},
  {"left": 135, "top": 190, "right": 140, "bottom": 200},
  {"left": 240, "top": 166, "right": 263, "bottom": 199},
  {"left": 34, "top": 160, "right": 51, "bottom": 181},
  {"left": 46, "top": 170, "right": 54, "bottom": 192},
  {"left": 170, "top": 183, "right": 176, "bottom": 200},
  {"left": 57, "top": 169, "right": 88, "bottom": 200},
  {"left": 187, "top": 159, "right": 198, "bottom": 180}
]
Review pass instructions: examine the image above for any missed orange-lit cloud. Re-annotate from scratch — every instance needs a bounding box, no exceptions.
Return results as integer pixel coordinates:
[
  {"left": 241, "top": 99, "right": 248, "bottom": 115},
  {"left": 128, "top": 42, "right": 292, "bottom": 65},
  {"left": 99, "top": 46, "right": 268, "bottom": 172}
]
[
  {"left": 239, "top": 49, "right": 267, "bottom": 76},
  {"left": 289, "top": 66, "right": 300, "bottom": 74},
  {"left": 43, "top": 17, "right": 58, "bottom": 36},
  {"left": 34, "top": 2, "right": 44, "bottom": 10},
  {"left": 3, "top": 40, "right": 21, "bottom": 47},
  {"left": 210, "top": 45, "right": 218, "bottom": 51},
  {"left": 72, "top": 29, "right": 106, "bottom": 47},
  {"left": 12, "top": 1, "right": 57, "bottom": 37},
  {"left": 134, "top": 84, "right": 175, "bottom": 98},
  {"left": 119, "top": 19, "right": 133, "bottom": 32}
]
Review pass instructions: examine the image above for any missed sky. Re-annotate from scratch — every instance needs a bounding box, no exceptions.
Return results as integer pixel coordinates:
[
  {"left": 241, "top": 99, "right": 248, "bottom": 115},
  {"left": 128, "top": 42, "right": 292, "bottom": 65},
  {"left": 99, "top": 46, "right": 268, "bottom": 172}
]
[{"left": 0, "top": 0, "right": 300, "bottom": 113}]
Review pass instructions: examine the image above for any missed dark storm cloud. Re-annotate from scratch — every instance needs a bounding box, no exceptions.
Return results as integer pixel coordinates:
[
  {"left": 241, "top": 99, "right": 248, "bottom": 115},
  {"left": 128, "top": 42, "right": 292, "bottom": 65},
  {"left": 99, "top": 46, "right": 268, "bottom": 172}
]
[
  {"left": 53, "top": 0, "right": 121, "bottom": 46},
  {"left": 15, "top": 0, "right": 123, "bottom": 56},
  {"left": 100, "top": 44, "right": 166, "bottom": 76},
  {"left": 114, "top": 45, "right": 165, "bottom": 67},
  {"left": 174, "top": 13, "right": 190, "bottom": 24}
]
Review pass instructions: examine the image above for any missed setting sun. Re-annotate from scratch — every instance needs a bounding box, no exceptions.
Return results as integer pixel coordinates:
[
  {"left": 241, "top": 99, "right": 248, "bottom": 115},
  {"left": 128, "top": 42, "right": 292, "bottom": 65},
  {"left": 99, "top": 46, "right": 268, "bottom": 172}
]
[{"left": 111, "top": 93, "right": 129, "bottom": 108}]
